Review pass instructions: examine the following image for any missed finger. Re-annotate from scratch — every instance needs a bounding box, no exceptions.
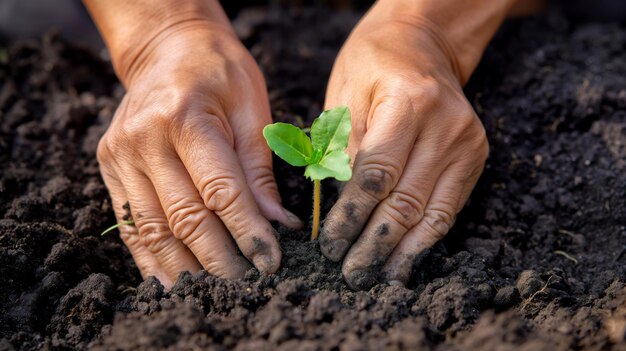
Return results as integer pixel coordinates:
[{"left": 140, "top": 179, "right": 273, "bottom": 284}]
[
  {"left": 145, "top": 153, "right": 252, "bottom": 278},
  {"left": 99, "top": 168, "right": 172, "bottom": 286},
  {"left": 319, "top": 100, "right": 420, "bottom": 261},
  {"left": 382, "top": 161, "right": 483, "bottom": 285},
  {"left": 174, "top": 116, "right": 282, "bottom": 274},
  {"left": 340, "top": 143, "right": 447, "bottom": 290},
  {"left": 121, "top": 168, "right": 203, "bottom": 285},
  {"left": 230, "top": 104, "right": 303, "bottom": 229}
]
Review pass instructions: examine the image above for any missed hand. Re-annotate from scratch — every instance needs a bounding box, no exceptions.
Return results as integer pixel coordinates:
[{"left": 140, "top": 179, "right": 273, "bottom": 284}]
[
  {"left": 319, "top": 2, "right": 490, "bottom": 289},
  {"left": 95, "top": 17, "right": 301, "bottom": 287}
]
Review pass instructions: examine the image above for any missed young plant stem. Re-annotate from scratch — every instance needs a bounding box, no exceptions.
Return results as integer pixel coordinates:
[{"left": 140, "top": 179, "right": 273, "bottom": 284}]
[
  {"left": 101, "top": 220, "right": 135, "bottom": 236},
  {"left": 311, "top": 179, "right": 321, "bottom": 240}
]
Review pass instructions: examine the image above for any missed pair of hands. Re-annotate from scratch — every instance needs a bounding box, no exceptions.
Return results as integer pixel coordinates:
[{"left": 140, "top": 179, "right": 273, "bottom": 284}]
[{"left": 94, "top": 1, "right": 488, "bottom": 289}]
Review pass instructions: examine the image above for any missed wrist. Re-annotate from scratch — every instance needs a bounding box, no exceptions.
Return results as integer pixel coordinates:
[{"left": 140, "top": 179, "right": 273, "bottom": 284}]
[
  {"left": 84, "top": 0, "right": 232, "bottom": 86},
  {"left": 371, "top": 0, "right": 518, "bottom": 84}
]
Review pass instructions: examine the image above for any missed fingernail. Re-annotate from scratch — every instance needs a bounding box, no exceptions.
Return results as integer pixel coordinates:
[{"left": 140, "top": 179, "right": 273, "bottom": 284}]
[
  {"left": 345, "top": 269, "right": 377, "bottom": 291},
  {"left": 283, "top": 208, "right": 303, "bottom": 227},
  {"left": 253, "top": 254, "right": 274, "bottom": 274},
  {"left": 320, "top": 237, "right": 349, "bottom": 262}
]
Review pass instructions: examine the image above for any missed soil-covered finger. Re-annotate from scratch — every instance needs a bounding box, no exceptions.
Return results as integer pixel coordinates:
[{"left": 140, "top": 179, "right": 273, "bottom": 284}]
[
  {"left": 319, "top": 102, "right": 419, "bottom": 261},
  {"left": 340, "top": 143, "right": 446, "bottom": 290},
  {"left": 382, "top": 165, "right": 468, "bottom": 284}
]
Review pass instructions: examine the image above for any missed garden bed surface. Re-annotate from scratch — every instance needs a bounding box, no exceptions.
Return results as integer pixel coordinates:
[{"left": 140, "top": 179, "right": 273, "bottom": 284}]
[{"left": 1, "top": 6, "right": 625, "bottom": 351}]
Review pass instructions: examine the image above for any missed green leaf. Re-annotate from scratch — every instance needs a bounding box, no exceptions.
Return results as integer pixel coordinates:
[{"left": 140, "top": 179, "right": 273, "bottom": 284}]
[
  {"left": 304, "top": 150, "right": 352, "bottom": 181},
  {"left": 263, "top": 123, "right": 313, "bottom": 167},
  {"left": 310, "top": 106, "right": 351, "bottom": 158}
]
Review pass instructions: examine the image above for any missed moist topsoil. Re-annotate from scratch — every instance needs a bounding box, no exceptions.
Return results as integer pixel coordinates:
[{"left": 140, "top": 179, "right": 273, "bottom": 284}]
[{"left": 1, "top": 6, "right": 625, "bottom": 351}]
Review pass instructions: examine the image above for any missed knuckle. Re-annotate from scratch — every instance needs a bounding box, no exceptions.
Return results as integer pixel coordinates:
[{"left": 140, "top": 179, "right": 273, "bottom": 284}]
[
  {"left": 96, "top": 135, "right": 112, "bottom": 164},
  {"left": 476, "top": 130, "right": 490, "bottom": 162},
  {"left": 176, "top": 113, "right": 234, "bottom": 148},
  {"left": 138, "top": 220, "right": 175, "bottom": 254},
  {"left": 356, "top": 162, "right": 399, "bottom": 199},
  {"left": 385, "top": 191, "right": 426, "bottom": 230},
  {"left": 422, "top": 208, "right": 456, "bottom": 241},
  {"left": 460, "top": 114, "right": 489, "bottom": 162},
  {"left": 452, "top": 107, "right": 479, "bottom": 134},
  {"left": 126, "top": 89, "right": 193, "bottom": 136},
  {"left": 117, "top": 117, "right": 153, "bottom": 147},
  {"left": 467, "top": 115, "right": 487, "bottom": 141},
  {"left": 448, "top": 106, "right": 487, "bottom": 145},
  {"left": 98, "top": 131, "right": 133, "bottom": 161},
  {"left": 411, "top": 76, "right": 443, "bottom": 104},
  {"left": 97, "top": 130, "right": 137, "bottom": 165},
  {"left": 386, "top": 74, "right": 439, "bottom": 98},
  {"left": 381, "top": 75, "right": 442, "bottom": 115},
  {"left": 199, "top": 174, "right": 242, "bottom": 213},
  {"left": 166, "top": 199, "right": 207, "bottom": 243},
  {"left": 99, "top": 124, "right": 151, "bottom": 162}
]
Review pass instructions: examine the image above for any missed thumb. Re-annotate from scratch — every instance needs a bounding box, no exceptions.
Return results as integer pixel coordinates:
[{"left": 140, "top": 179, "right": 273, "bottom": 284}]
[
  {"left": 230, "top": 107, "right": 304, "bottom": 230},
  {"left": 243, "top": 154, "right": 303, "bottom": 230}
]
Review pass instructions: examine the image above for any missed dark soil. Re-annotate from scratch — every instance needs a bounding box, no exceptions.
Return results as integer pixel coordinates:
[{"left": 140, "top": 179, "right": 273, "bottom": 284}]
[{"left": 1, "top": 6, "right": 626, "bottom": 351}]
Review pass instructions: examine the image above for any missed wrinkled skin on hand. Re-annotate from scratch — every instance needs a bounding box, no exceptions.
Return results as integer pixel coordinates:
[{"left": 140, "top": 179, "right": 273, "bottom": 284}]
[
  {"left": 319, "top": 6, "right": 489, "bottom": 290},
  {"left": 97, "top": 21, "right": 302, "bottom": 288}
]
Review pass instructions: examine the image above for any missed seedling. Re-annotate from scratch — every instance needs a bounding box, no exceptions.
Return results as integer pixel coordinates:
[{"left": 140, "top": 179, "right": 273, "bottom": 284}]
[{"left": 263, "top": 106, "right": 352, "bottom": 240}]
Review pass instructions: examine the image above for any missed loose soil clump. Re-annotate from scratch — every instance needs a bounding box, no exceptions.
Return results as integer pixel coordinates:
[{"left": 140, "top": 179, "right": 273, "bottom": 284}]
[{"left": 1, "top": 6, "right": 625, "bottom": 351}]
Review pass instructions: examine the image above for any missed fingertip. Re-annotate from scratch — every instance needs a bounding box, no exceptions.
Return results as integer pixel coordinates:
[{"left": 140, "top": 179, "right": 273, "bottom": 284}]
[
  {"left": 282, "top": 208, "right": 304, "bottom": 230},
  {"left": 149, "top": 274, "right": 174, "bottom": 290},
  {"left": 341, "top": 241, "right": 388, "bottom": 290},
  {"left": 318, "top": 207, "right": 352, "bottom": 261},
  {"left": 230, "top": 256, "right": 254, "bottom": 278},
  {"left": 257, "top": 197, "right": 303, "bottom": 230},
  {"left": 206, "top": 253, "right": 253, "bottom": 279},
  {"left": 246, "top": 232, "right": 282, "bottom": 274},
  {"left": 253, "top": 254, "right": 276, "bottom": 274},
  {"left": 343, "top": 267, "right": 378, "bottom": 291},
  {"left": 381, "top": 265, "right": 410, "bottom": 287},
  {"left": 382, "top": 249, "right": 429, "bottom": 286},
  {"left": 319, "top": 234, "right": 349, "bottom": 262}
]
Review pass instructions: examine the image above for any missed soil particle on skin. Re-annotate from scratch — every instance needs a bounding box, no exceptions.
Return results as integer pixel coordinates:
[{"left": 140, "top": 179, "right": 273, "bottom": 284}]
[
  {"left": 1, "top": 5, "right": 626, "bottom": 351},
  {"left": 344, "top": 202, "right": 357, "bottom": 220},
  {"left": 375, "top": 223, "right": 390, "bottom": 236}
]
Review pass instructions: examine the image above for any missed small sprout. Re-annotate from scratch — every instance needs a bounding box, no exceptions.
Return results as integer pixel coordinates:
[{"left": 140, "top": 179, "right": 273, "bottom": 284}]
[
  {"left": 554, "top": 250, "right": 578, "bottom": 264},
  {"left": 263, "top": 106, "right": 352, "bottom": 240},
  {"left": 101, "top": 220, "right": 135, "bottom": 236}
]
